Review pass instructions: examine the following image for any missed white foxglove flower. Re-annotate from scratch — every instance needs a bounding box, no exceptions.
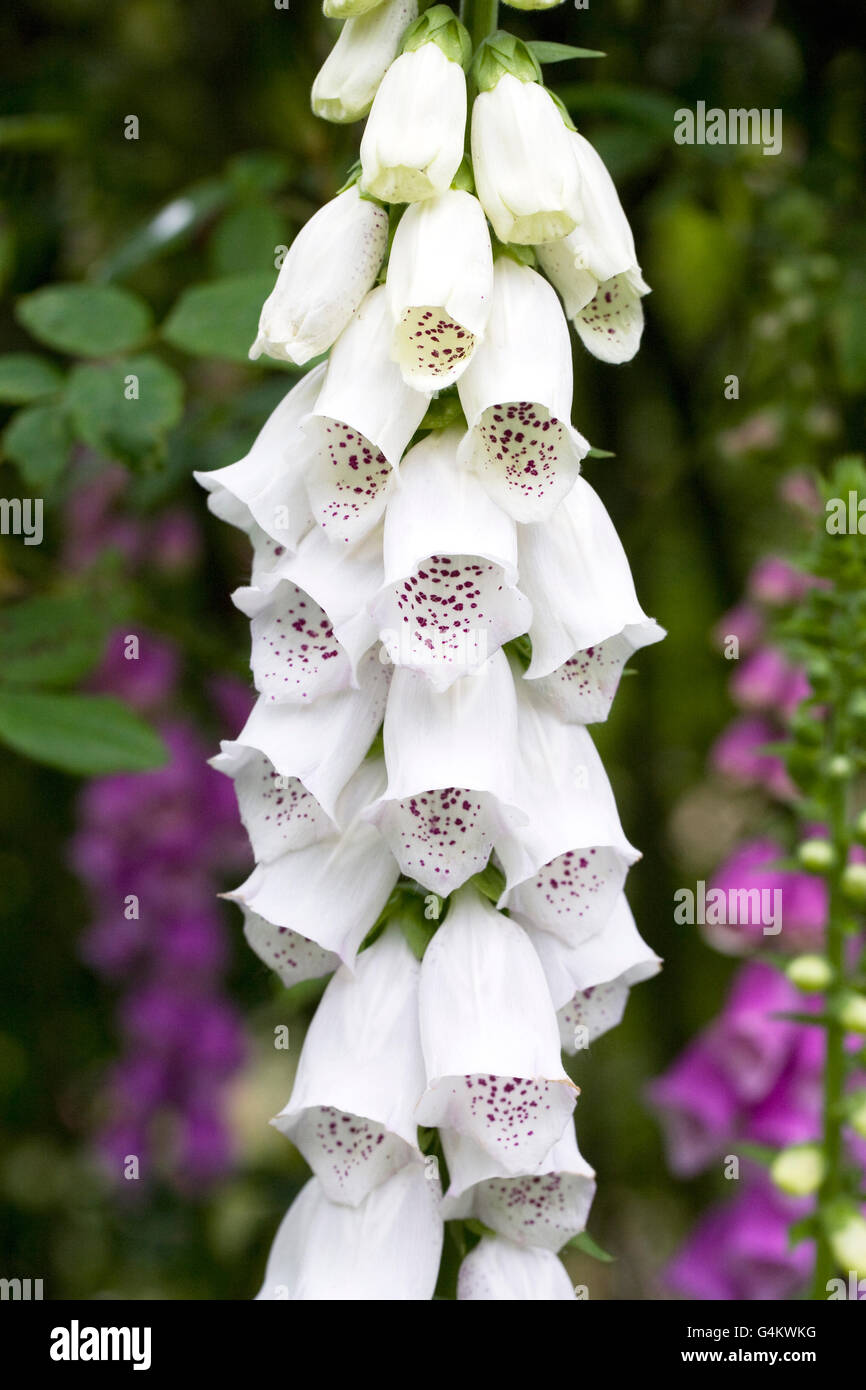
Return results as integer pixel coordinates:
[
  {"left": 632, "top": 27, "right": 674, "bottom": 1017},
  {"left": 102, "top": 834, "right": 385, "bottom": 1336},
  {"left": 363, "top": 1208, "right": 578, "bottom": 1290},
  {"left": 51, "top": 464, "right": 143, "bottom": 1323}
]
[
  {"left": 365, "top": 650, "right": 524, "bottom": 891},
  {"left": 370, "top": 429, "right": 531, "bottom": 689},
  {"left": 323, "top": 0, "right": 387, "bottom": 18},
  {"left": 360, "top": 41, "right": 466, "bottom": 203},
  {"left": 240, "top": 907, "right": 340, "bottom": 989},
  {"left": 457, "top": 1236, "right": 576, "bottom": 1301},
  {"left": 212, "top": 647, "right": 388, "bottom": 857},
  {"left": 228, "top": 758, "right": 400, "bottom": 970},
  {"left": 536, "top": 133, "right": 650, "bottom": 364},
  {"left": 518, "top": 476, "right": 664, "bottom": 723},
  {"left": 497, "top": 672, "right": 639, "bottom": 944},
  {"left": 303, "top": 286, "right": 430, "bottom": 544},
  {"left": 471, "top": 73, "right": 581, "bottom": 246},
  {"left": 249, "top": 187, "right": 388, "bottom": 365},
  {"left": 312, "top": 0, "right": 418, "bottom": 124},
  {"left": 502, "top": 0, "right": 567, "bottom": 7},
  {"left": 443, "top": 1125, "right": 595, "bottom": 1251},
  {"left": 256, "top": 1163, "right": 443, "bottom": 1301},
  {"left": 525, "top": 894, "right": 661, "bottom": 1050},
  {"left": 233, "top": 524, "right": 383, "bottom": 703},
  {"left": 415, "top": 887, "right": 576, "bottom": 1171},
  {"left": 272, "top": 927, "right": 426, "bottom": 1206},
  {"left": 457, "top": 257, "right": 588, "bottom": 522},
  {"left": 193, "top": 365, "right": 322, "bottom": 551},
  {"left": 386, "top": 190, "right": 494, "bottom": 388}
]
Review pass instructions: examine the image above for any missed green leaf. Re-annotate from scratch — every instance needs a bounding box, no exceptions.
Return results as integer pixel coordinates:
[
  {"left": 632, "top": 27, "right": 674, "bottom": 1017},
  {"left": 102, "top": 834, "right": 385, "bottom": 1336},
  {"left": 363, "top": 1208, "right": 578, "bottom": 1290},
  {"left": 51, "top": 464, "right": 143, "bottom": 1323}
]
[
  {"left": 161, "top": 273, "right": 275, "bottom": 364},
  {"left": 788, "top": 1215, "right": 818, "bottom": 1249},
  {"left": 0, "top": 594, "right": 110, "bottom": 688},
  {"left": 587, "top": 446, "right": 616, "bottom": 459},
  {"left": 0, "top": 690, "right": 167, "bottom": 775},
  {"left": 468, "top": 861, "right": 506, "bottom": 904},
  {"left": 463, "top": 1218, "right": 497, "bottom": 1239},
  {"left": 94, "top": 180, "right": 230, "bottom": 282},
  {"left": 64, "top": 354, "right": 184, "bottom": 466},
  {"left": 3, "top": 401, "right": 73, "bottom": 489},
  {"left": 210, "top": 203, "right": 286, "bottom": 278},
  {"left": 0, "top": 114, "right": 77, "bottom": 149},
  {"left": 0, "top": 353, "right": 63, "bottom": 405},
  {"left": 830, "top": 289, "right": 866, "bottom": 393},
  {"left": 16, "top": 284, "right": 153, "bottom": 358},
  {"left": 565, "top": 1230, "right": 616, "bottom": 1262},
  {"left": 396, "top": 908, "right": 437, "bottom": 961},
  {"left": 527, "top": 41, "right": 606, "bottom": 63},
  {"left": 225, "top": 152, "right": 291, "bottom": 199},
  {"left": 738, "top": 1142, "right": 777, "bottom": 1168}
]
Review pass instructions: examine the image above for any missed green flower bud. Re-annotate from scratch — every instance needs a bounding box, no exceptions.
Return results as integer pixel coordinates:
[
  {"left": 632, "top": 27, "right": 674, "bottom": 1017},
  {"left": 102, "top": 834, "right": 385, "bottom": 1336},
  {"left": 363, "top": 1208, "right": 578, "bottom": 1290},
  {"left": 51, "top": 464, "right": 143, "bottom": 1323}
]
[
  {"left": 855, "top": 809, "right": 866, "bottom": 844},
  {"left": 471, "top": 31, "right": 543, "bottom": 92},
  {"left": 824, "top": 1200, "right": 866, "bottom": 1280},
  {"left": 797, "top": 839, "right": 837, "bottom": 874},
  {"left": 841, "top": 863, "right": 866, "bottom": 906},
  {"left": 827, "top": 754, "right": 854, "bottom": 779},
  {"left": 402, "top": 5, "right": 472, "bottom": 70},
  {"left": 786, "top": 954, "right": 833, "bottom": 993},
  {"left": 846, "top": 1092, "right": 866, "bottom": 1141},
  {"left": 836, "top": 991, "right": 866, "bottom": 1035},
  {"left": 770, "top": 1143, "right": 825, "bottom": 1197}
]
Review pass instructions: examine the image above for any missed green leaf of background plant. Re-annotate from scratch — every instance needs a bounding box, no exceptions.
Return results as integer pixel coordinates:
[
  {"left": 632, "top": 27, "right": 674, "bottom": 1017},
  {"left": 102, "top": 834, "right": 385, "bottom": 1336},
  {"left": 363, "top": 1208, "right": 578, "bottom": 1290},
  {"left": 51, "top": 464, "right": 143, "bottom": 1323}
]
[
  {"left": 0, "top": 353, "right": 63, "bottom": 404},
  {"left": 0, "top": 690, "right": 167, "bottom": 775},
  {"left": 210, "top": 203, "right": 286, "bottom": 278},
  {"left": 3, "top": 400, "right": 73, "bottom": 489},
  {"left": 64, "top": 354, "right": 184, "bottom": 466},
  {"left": 161, "top": 272, "right": 276, "bottom": 363},
  {"left": 0, "top": 594, "right": 110, "bottom": 687},
  {"left": 94, "top": 180, "right": 230, "bottom": 282},
  {"left": 15, "top": 284, "right": 153, "bottom": 358},
  {"left": 527, "top": 41, "right": 606, "bottom": 63}
]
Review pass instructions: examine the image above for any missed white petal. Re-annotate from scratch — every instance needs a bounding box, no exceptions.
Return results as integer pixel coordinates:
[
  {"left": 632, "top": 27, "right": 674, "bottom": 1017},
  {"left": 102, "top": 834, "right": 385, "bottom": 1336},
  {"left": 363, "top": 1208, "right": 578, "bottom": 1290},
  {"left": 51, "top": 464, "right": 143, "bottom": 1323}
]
[
  {"left": 303, "top": 286, "right": 430, "bottom": 543},
  {"left": 256, "top": 1164, "right": 443, "bottom": 1301},
  {"left": 496, "top": 672, "right": 639, "bottom": 944},
  {"left": 249, "top": 188, "right": 388, "bottom": 364},
  {"left": 518, "top": 474, "right": 664, "bottom": 720},
  {"left": 536, "top": 131, "right": 649, "bottom": 310},
  {"left": 324, "top": 0, "right": 388, "bottom": 16},
  {"left": 442, "top": 1125, "right": 595, "bottom": 1252},
  {"left": 212, "top": 648, "right": 389, "bottom": 833},
  {"left": 457, "top": 258, "right": 588, "bottom": 522},
  {"left": 415, "top": 888, "right": 576, "bottom": 1171},
  {"left": 371, "top": 429, "right": 531, "bottom": 688},
  {"left": 386, "top": 190, "right": 494, "bottom": 388},
  {"left": 574, "top": 272, "right": 647, "bottom": 364},
  {"left": 457, "top": 1237, "right": 576, "bottom": 1300},
  {"left": 193, "top": 365, "right": 322, "bottom": 548},
  {"left": 523, "top": 893, "right": 662, "bottom": 1048},
  {"left": 227, "top": 759, "right": 400, "bottom": 969},
  {"left": 365, "top": 651, "right": 524, "bottom": 891},
  {"left": 272, "top": 927, "right": 426, "bottom": 1205},
  {"left": 312, "top": 0, "right": 418, "bottom": 125},
  {"left": 241, "top": 907, "right": 339, "bottom": 988},
  {"left": 360, "top": 44, "right": 466, "bottom": 204},
  {"left": 471, "top": 75, "right": 581, "bottom": 245}
]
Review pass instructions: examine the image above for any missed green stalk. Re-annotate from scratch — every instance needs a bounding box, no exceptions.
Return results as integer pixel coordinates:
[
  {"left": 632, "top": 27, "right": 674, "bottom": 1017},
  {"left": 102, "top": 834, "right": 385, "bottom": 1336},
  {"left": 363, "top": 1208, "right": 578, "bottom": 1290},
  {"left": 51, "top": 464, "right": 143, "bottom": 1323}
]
[
  {"left": 810, "top": 714, "right": 850, "bottom": 1297},
  {"left": 467, "top": 0, "right": 499, "bottom": 49}
]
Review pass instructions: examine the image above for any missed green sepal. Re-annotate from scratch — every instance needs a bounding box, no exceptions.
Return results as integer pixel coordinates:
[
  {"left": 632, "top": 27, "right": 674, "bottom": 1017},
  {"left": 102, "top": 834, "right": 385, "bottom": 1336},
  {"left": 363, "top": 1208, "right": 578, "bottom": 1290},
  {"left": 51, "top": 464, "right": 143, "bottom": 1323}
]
[
  {"left": 471, "top": 31, "right": 542, "bottom": 93},
  {"left": 451, "top": 154, "right": 476, "bottom": 195},
  {"left": 468, "top": 861, "right": 506, "bottom": 904},
  {"left": 402, "top": 6, "right": 472, "bottom": 71},
  {"left": 546, "top": 88, "right": 578, "bottom": 132},
  {"left": 564, "top": 1230, "right": 616, "bottom": 1262}
]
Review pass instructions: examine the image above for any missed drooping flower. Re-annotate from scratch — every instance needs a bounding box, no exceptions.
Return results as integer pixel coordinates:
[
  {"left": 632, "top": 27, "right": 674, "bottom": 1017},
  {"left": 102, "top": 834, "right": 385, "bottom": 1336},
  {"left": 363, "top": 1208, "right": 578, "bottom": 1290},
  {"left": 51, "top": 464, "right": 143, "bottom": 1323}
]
[
  {"left": 456, "top": 256, "right": 589, "bottom": 522},
  {"left": 312, "top": 0, "right": 419, "bottom": 125},
  {"left": 249, "top": 187, "right": 389, "bottom": 365},
  {"left": 457, "top": 1236, "right": 577, "bottom": 1300}
]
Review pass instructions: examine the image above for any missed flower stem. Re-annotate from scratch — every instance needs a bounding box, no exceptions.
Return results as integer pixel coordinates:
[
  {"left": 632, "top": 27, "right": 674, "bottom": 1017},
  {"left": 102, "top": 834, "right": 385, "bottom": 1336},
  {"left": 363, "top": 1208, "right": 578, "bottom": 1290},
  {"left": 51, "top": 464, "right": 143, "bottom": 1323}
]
[{"left": 466, "top": 0, "right": 499, "bottom": 49}]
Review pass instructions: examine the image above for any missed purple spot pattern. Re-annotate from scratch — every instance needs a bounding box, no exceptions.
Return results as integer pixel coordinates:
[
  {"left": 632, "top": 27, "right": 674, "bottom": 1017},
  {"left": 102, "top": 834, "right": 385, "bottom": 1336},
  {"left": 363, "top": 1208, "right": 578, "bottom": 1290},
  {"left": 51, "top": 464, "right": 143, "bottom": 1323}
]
[
  {"left": 399, "top": 307, "right": 475, "bottom": 382},
  {"left": 235, "top": 755, "right": 330, "bottom": 860},
  {"left": 317, "top": 421, "right": 391, "bottom": 537},
  {"left": 478, "top": 403, "right": 564, "bottom": 507},
  {"left": 293, "top": 1105, "right": 403, "bottom": 1204},
  {"left": 387, "top": 788, "right": 494, "bottom": 887},
  {"left": 393, "top": 554, "right": 503, "bottom": 666},
  {"left": 252, "top": 582, "right": 347, "bottom": 703}
]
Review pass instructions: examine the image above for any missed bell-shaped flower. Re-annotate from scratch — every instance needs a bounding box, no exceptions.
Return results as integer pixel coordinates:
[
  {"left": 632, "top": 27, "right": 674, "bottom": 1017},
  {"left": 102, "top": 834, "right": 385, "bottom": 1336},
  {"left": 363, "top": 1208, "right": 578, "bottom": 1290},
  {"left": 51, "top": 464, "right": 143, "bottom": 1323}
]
[
  {"left": 496, "top": 671, "right": 639, "bottom": 944},
  {"left": 518, "top": 475, "right": 664, "bottom": 723},
  {"left": 324, "top": 0, "right": 388, "bottom": 16},
  {"left": 456, "top": 257, "right": 588, "bottom": 522},
  {"left": 232, "top": 524, "right": 383, "bottom": 704},
  {"left": 443, "top": 1124, "right": 595, "bottom": 1251},
  {"left": 457, "top": 1235, "right": 576, "bottom": 1300},
  {"left": 471, "top": 72, "right": 581, "bottom": 246},
  {"left": 386, "top": 190, "right": 494, "bottom": 389},
  {"left": 415, "top": 887, "right": 577, "bottom": 1171},
  {"left": 502, "top": 0, "right": 567, "bottom": 7},
  {"left": 302, "top": 286, "right": 430, "bottom": 543},
  {"left": 536, "top": 131, "right": 649, "bottom": 364},
  {"left": 211, "top": 649, "right": 388, "bottom": 862},
  {"left": 312, "top": 0, "right": 418, "bottom": 125},
  {"left": 193, "top": 365, "right": 322, "bottom": 552},
  {"left": 365, "top": 649, "right": 524, "bottom": 892},
  {"left": 525, "top": 894, "right": 661, "bottom": 1051},
  {"left": 240, "top": 906, "right": 340, "bottom": 990},
  {"left": 227, "top": 758, "right": 400, "bottom": 971},
  {"left": 360, "top": 40, "right": 466, "bottom": 203},
  {"left": 271, "top": 927, "right": 426, "bottom": 1206},
  {"left": 370, "top": 429, "right": 531, "bottom": 689},
  {"left": 256, "top": 1162, "right": 443, "bottom": 1301},
  {"left": 249, "top": 187, "right": 388, "bottom": 365}
]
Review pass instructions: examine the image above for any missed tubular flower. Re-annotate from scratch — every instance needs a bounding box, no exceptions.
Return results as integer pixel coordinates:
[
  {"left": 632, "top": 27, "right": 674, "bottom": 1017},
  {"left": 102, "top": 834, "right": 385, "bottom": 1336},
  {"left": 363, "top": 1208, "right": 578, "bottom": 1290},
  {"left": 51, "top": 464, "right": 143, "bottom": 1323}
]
[
  {"left": 201, "top": 1, "right": 661, "bottom": 1300},
  {"left": 312, "top": 0, "right": 419, "bottom": 125}
]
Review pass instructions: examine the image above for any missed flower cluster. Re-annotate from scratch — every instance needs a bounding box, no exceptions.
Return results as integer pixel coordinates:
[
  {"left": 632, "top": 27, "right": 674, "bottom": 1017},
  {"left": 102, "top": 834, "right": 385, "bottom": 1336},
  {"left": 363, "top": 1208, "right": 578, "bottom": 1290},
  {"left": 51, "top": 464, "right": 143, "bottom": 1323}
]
[{"left": 201, "top": 1, "right": 663, "bottom": 1299}]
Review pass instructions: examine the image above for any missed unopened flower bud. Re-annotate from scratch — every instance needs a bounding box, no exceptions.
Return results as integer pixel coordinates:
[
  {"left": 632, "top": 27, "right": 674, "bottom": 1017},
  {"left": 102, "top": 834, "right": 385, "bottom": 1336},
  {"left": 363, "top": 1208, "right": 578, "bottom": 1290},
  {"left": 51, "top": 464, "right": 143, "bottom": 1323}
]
[
  {"left": 797, "top": 839, "right": 836, "bottom": 874},
  {"left": 836, "top": 991, "right": 866, "bottom": 1035},
  {"left": 842, "top": 862, "right": 866, "bottom": 906},
  {"left": 786, "top": 954, "right": 833, "bottom": 993},
  {"left": 770, "top": 1143, "right": 825, "bottom": 1197},
  {"left": 825, "top": 1200, "right": 866, "bottom": 1280}
]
